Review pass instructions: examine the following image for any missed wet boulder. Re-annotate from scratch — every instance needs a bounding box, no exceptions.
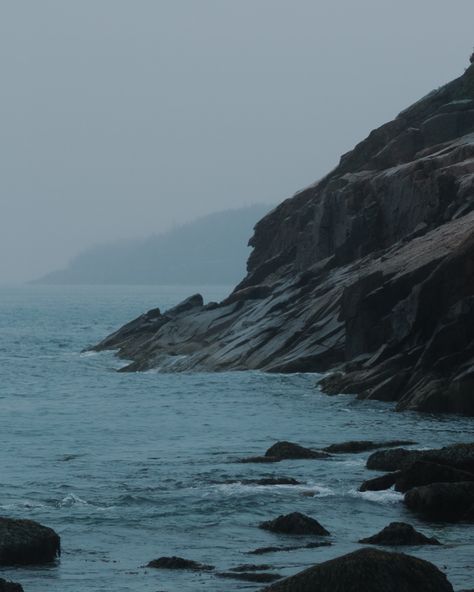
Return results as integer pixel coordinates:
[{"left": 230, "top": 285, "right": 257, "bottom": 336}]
[
  {"left": 359, "top": 471, "right": 400, "bottom": 492},
  {"left": 404, "top": 482, "right": 474, "bottom": 521},
  {"left": 367, "top": 443, "right": 474, "bottom": 473},
  {"left": 366, "top": 448, "right": 422, "bottom": 471},
  {"left": 264, "top": 441, "right": 329, "bottom": 460},
  {"left": 0, "top": 517, "right": 60, "bottom": 565},
  {"left": 394, "top": 461, "right": 474, "bottom": 493},
  {"left": 0, "top": 579, "right": 23, "bottom": 592},
  {"left": 323, "top": 440, "right": 416, "bottom": 453},
  {"left": 262, "top": 548, "right": 453, "bottom": 592},
  {"left": 359, "top": 522, "right": 441, "bottom": 546},
  {"left": 146, "top": 556, "right": 214, "bottom": 571},
  {"left": 259, "top": 512, "right": 330, "bottom": 536}
]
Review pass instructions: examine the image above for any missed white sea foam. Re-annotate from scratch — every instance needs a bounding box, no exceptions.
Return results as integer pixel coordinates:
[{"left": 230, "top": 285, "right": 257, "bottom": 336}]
[
  {"left": 58, "top": 493, "right": 90, "bottom": 507},
  {"left": 0, "top": 500, "right": 46, "bottom": 510},
  {"left": 349, "top": 487, "right": 403, "bottom": 504},
  {"left": 209, "top": 482, "right": 334, "bottom": 497}
]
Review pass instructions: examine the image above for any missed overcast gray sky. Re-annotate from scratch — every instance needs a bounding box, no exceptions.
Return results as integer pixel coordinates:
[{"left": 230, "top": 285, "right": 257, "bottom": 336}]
[{"left": 1, "top": 1, "right": 473, "bottom": 282}]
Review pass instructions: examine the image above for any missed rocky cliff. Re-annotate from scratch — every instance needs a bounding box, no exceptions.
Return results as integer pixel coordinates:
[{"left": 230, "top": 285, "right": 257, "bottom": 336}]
[{"left": 92, "top": 61, "right": 474, "bottom": 416}]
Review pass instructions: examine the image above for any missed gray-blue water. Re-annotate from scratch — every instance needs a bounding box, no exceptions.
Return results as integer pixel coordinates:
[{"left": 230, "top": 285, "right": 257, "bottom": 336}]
[{"left": 0, "top": 285, "right": 473, "bottom": 591}]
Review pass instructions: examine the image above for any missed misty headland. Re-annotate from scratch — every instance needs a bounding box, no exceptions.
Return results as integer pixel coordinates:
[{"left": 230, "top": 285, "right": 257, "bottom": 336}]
[{"left": 32, "top": 205, "right": 271, "bottom": 286}]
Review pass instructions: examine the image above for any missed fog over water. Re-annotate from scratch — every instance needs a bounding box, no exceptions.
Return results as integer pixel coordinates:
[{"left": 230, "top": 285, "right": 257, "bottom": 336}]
[{"left": 1, "top": 1, "right": 473, "bottom": 282}]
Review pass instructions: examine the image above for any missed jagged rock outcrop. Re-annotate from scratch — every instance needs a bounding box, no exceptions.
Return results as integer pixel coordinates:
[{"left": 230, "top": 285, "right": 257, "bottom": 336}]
[{"left": 92, "top": 60, "right": 474, "bottom": 415}]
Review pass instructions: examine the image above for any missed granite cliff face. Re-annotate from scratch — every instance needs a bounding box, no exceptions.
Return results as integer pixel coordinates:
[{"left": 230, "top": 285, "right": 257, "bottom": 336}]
[{"left": 93, "top": 62, "right": 474, "bottom": 416}]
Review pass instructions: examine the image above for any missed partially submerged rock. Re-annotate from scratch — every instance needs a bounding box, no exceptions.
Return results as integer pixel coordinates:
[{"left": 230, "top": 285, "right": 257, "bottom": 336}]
[
  {"left": 259, "top": 512, "right": 330, "bottom": 536},
  {"left": 248, "top": 542, "right": 331, "bottom": 555},
  {"left": 0, "top": 517, "right": 60, "bottom": 565},
  {"left": 395, "top": 461, "right": 474, "bottom": 493},
  {"left": 359, "top": 522, "right": 441, "bottom": 546},
  {"left": 359, "top": 471, "right": 400, "bottom": 492},
  {"left": 366, "top": 443, "right": 474, "bottom": 473},
  {"left": 366, "top": 448, "right": 421, "bottom": 471},
  {"left": 323, "top": 440, "right": 416, "bottom": 453},
  {"left": 404, "top": 482, "right": 474, "bottom": 522},
  {"left": 238, "top": 477, "right": 301, "bottom": 486},
  {"left": 265, "top": 441, "right": 329, "bottom": 460},
  {"left": 262, "top": 548, "right": 453, "bottom": 592},
  {"left": 146, "top": 556, "right": 214, "bottom": 571},
  {"left": 240, "top": 441, "right": 329, "bottom": 463},
  {"left": 217, "top": 571, "right": 282, "bottom": 583},
  {"left": 230, "top": 564, "right": 272, "bottom": 572}
]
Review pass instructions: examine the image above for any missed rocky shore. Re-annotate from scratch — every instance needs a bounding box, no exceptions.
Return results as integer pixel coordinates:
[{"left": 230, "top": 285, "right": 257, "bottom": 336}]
[
  {"left": 2, "top": 439, "right": 473, "bottom": 590},
  {"left": 91, "top": 58, "right": 474, "bottom": 416}
]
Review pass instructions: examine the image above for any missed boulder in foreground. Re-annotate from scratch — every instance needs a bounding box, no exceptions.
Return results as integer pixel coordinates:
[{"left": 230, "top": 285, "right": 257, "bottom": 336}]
[
  {"left": 0, "top": 517, "right": 60, "bottom": 565},
  {"left": 259, "top": 512, "right": 330, "bottom": 536},
  {"left": 262, "top": 548, "right": 453, "bottom": 592},
  {"left": 359, "top": 522, "right": 440, "bottom": 546},
  {"left": 0, "top": 579, "right": 23, "bottom": 592}
]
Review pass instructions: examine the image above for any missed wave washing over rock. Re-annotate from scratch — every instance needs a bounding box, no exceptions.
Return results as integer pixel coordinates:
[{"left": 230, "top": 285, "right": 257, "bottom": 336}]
[{"left": 92, "top": 60, "right": 474, "bottom": 416}]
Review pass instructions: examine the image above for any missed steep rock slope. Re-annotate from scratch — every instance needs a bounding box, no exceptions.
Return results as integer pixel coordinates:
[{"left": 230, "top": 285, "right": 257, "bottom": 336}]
[{"left": 93, "top": 62, "right": 474, "bottom": 415}]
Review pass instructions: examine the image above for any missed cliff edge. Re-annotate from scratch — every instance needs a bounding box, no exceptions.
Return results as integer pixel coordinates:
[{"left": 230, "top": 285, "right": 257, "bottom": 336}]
[{"left": 92, "top": 60, "right": 474, "bottom": 415}]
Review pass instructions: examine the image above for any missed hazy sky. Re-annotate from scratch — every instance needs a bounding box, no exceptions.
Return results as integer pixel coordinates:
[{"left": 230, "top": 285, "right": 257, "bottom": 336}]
[{"left": 1, "top": 1, "right": 473, "bottom": 282}]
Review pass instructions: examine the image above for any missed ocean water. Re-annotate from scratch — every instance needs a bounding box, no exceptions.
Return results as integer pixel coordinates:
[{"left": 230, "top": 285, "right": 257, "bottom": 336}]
[{"left": 0, "top": 284, "right": 473, "bottom": 592}]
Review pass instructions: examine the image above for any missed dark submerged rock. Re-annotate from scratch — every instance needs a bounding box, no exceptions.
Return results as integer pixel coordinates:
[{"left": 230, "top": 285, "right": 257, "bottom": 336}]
[
  {"left": 0, "top": 579, "right": 23, "bottom": 592},
  {"left": 146, "top": 556, "right": 214, "bottom": 571},
  {"left": 262, "top": 548, "right": 453, "bottom": 592},
  {"left": 264, "top": 441, "right": 329, "bottom": 460},
  {"left": 0, "top": 517, "right": 60, "bottom": 565},
  {"left": 217, "top": 571, "right": 282, "bottom": 583},
  {"left": 230, "top": 564, "right": 272, "bottom": 572},
  {"left": 259, "top": 512, "right": 330, "bottom": 536},
  {"left": 404, "top": 482, "right": 474, "bottom": 522},
  {"left": 241, "top": 477, "right": 301, "bottom": 486},
  {"left": 359, "top": 522, "right": 441, "bottom": 546},
  {"left": 248, "top": 542, "right": 331, "bottom": 555},
  {"left": 323, "top": 440, "right": 416, "bottom": 453},
  {"left": 238, "top": 456, "right": 281, "bottom": 464}
]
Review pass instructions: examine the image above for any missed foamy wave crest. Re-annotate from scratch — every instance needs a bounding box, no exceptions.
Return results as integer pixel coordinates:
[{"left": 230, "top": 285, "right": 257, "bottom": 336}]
[
  {"left": 0, "top": 500, "right": 46, "bottom": 510},
  {"left": 209, "top": 482, "right": 334, "bottom": 497},
  {"left": 349, "top": 488, "right": 403, "bottom": 504},
  {"left": 57, "top": 493, "right": 90, "bottom": 508}
]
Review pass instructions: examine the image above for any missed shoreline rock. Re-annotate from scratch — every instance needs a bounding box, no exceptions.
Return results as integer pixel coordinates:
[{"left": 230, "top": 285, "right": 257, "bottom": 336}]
[
  {"left": 0, "top": 517, "right": 60, "bottom": 565},
  {"left": 90, "top": 60, "right": 474, "bottom": 417},
  {"left": 359, "top": 522, "right": 441, "bottom": 546},
  {"left": 259, "top": 512, "right": 330, "bottom": 536},
  {"left": 146, "top": 556, "right": 214, "bottom": 571}
]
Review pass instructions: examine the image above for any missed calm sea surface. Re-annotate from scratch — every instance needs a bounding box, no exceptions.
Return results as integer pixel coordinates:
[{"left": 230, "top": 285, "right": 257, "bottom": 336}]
[{"left": 0, "top": 285, "right": 473, "bottom": 591}]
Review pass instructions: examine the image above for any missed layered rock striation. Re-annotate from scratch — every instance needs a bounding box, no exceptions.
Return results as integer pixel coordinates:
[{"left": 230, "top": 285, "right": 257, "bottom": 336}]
[{"left": 93, "top": 61, "right": 474, "bottom": 415}]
